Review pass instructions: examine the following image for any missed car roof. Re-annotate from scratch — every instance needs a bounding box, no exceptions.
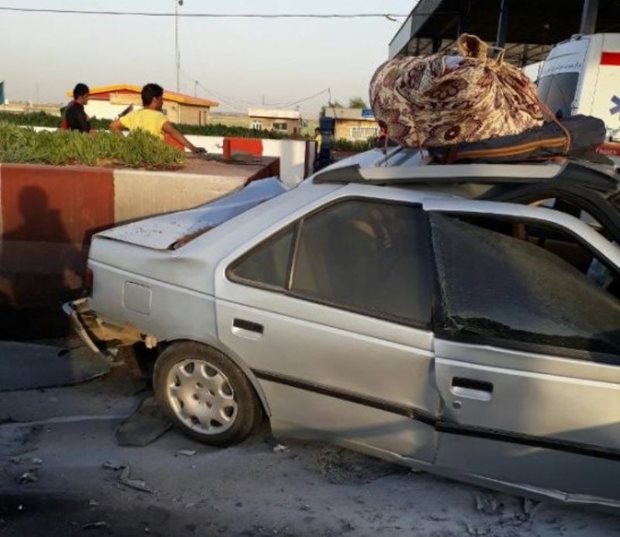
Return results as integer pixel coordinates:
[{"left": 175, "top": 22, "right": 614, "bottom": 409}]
[
  {"left": 313, "top": 147, "right": 618, "bottom": 191},
  {"left": 311, "top": 148, "right": 620, "bottom": 241}
]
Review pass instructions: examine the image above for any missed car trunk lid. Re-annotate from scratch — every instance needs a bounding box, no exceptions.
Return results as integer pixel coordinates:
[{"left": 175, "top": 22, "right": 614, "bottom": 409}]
[{"left": 97, "top": 177, "right": 287, "bottom": 250}]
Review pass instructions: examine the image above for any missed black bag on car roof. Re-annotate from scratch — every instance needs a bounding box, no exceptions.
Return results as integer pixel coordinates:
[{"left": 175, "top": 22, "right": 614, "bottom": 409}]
[{"left": 428, "top": 115, "right": 610, "bottom": 165}]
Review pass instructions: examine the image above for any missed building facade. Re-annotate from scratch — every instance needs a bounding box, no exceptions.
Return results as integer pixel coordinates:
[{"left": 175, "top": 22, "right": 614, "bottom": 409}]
[
  {"left": 68, "top": 84, "right": 218, "bottom": 125},
  {"left": 247, "top": 108, "right": 302, "bottom": 136},
  {"left": 323, "top": 108, "right": 380, "bottom": 142}
]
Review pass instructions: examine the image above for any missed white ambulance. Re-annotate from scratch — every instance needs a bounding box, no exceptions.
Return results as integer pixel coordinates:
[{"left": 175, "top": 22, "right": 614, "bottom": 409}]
[{"left": 536, "top": 33, "right": 620, "bottom": 160}]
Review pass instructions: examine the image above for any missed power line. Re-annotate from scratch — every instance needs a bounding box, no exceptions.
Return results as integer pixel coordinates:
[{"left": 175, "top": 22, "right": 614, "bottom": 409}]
[
  {"left": 179, "top": 71, "right": 247, "bottom": 113},
  {"left": 0, "top": 7, "right": 409, "bottom": 19},
  {"left": 180, "top": 70, "right": 330, "bottom": 110},
  {"left": 275, "top": 88, "right": 331, "bottom": 108}
]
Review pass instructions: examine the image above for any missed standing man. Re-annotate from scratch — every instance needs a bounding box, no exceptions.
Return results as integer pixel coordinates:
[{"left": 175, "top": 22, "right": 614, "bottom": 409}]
[
  {"left": 110, "top": 83, "right": 204, "bottom": 154},
  {"left": 64, "top": 83, "right": 91, "bottom": 132},
  {"left": 313, "top": 127, "right": 323, "bottom": 171}
]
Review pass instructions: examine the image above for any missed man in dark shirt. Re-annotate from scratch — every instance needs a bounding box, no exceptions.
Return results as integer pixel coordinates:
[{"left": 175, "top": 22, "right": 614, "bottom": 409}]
[{"left": 64, "top": 83, "right": 91, "bottom": 132}]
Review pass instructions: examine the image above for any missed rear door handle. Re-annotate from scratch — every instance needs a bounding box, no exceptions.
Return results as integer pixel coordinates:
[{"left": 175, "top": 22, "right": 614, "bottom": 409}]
[
  {"left": 450, "top": 377, "right": 493, "bottom": 402},
  {"left": 232, "top": 318, "right": 264, "bottom": 339}
]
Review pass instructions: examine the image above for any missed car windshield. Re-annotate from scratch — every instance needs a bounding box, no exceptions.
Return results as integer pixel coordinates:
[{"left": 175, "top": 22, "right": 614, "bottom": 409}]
[{"left": 430, "top": 214, "right": 620, "bottom": 360}]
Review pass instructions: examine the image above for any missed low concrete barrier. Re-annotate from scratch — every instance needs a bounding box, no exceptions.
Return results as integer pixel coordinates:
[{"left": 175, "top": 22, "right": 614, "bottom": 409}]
[
  {"left": 0, "top": 157, "right": 277, "bottom": 338},
  {"left": 30, "top": 127, "right": 313, "bottom": 186},
  {"left": 186, "top": 135, "right": 313, "bottom": 186}
]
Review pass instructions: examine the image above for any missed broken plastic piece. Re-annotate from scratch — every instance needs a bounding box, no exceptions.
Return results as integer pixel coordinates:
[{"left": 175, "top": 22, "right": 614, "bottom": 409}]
[{"left": 118, "top": 466, "right": 154, "bottom": 494}]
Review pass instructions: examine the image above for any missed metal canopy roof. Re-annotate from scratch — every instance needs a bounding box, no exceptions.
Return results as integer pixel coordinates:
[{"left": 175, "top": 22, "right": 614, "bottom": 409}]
[{"left": 389, "top": 0, "right": 620, "bottom": 65}]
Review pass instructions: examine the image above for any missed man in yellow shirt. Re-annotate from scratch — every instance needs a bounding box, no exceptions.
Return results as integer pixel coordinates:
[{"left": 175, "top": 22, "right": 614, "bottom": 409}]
[{"left": 111, "top": 83, "right": 204, "bottom": 153}]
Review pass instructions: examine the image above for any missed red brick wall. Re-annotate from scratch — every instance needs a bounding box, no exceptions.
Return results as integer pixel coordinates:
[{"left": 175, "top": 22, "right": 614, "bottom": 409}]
[{"left": 0, "top": 164, "right": 114, "bottom": 310}]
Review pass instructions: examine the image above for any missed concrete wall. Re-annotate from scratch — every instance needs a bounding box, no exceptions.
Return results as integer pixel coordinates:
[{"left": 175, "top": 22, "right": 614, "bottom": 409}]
[
  {"left": 184, "top": 135, "right": 312, "bottom": 186},
  {"left": 28, "top": 128, "right": 311, "bottom": 185},
  {"left": 86, "top": 100, "right": 130, "bottom": 121},
  {"left": 261, "top": 139, "right": 313, "bottom": 185},
  {"left": 0, "top": 163, "right": 250, "bottom": 338},
  {"left": 85, "top": 100, "right": 210, "bottom": 125}
]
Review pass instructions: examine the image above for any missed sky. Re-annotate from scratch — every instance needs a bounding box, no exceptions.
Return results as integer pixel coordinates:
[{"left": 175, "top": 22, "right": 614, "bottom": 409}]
[{"left": 0, "top": 1, "right": 415, "bottom": 115}]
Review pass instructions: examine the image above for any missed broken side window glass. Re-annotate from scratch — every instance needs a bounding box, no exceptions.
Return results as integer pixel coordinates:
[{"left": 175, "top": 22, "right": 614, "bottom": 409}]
[{"left": 430, "top": 213, "right": 620, "bottom": 359}]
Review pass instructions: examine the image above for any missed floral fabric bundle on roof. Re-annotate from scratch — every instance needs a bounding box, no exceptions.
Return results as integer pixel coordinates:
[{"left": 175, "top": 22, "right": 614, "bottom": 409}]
[{"left": 369, "top": 34, "right": 544, "bottom": 148}]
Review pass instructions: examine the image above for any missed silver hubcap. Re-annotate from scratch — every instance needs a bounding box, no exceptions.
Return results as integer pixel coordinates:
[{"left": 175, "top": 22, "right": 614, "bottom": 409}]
[{"left": 166, "top": 358, "right": 238, "bottom": 435}]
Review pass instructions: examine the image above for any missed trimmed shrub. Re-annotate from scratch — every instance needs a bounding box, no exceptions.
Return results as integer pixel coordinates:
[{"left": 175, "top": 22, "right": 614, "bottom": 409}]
[
  {"left": 0, "top": 111, "right": 290, "bottom": 139},
  {"left": 0, "top": 122, "right": 185, "bottom": 169},
  {"left": 331, "top": 138, "right": 376, "bottom": 152}
]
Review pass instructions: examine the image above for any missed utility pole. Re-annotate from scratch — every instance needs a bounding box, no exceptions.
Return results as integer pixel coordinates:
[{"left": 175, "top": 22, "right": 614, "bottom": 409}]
[
  {"left": 175, "top": 0, "right": 183, "bottom": 92},
  {"left": 580, "top": 0, "right": 600, "bottom": 35},
  {"left": 495, "top": 0, "right": 511, "bottom": 48}
]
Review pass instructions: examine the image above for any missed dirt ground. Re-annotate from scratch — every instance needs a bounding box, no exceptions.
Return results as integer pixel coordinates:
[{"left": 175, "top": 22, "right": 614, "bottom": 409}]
[{"left": 0, "top": 356, "right": 618, "bottom": 537}]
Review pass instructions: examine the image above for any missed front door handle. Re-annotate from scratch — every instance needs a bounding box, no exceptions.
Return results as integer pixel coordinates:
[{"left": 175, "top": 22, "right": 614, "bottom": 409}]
[
  {"left": 450, "top": 377, "right": 493, "bottom": 402},
  {"left": 232, "top": 318, "right": 264, "bottom": 339}
]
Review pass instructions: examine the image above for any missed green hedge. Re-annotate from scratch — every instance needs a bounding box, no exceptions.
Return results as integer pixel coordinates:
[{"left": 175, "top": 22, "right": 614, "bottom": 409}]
[
  {"left": 331, "top": 138, "right": 376, "bottom": 152},
  {"left": 177, "top": 122, "right": 288, "bottom": 139},
  {"left": 0, "top": 121, "right": 185, "bottom": 169},
  {"left": 0, "top": 111, "right": 378, "bottom": 154},
  {"left": 0, "top": 111, "right": 66, "bottom": 128},
  {"left": 0, "top": 111, "right": 290, "bottom": 139}
]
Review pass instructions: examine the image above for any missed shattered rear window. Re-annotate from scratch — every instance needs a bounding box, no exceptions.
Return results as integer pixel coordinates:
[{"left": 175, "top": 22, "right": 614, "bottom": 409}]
[{"left": 430, "top": 214, "right": 620, "bottom": 358}]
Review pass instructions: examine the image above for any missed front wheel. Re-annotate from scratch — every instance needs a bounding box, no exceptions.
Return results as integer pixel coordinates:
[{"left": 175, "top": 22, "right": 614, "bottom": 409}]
[{"left": 153, "top": 342, "right": 261, "bottom": 446}]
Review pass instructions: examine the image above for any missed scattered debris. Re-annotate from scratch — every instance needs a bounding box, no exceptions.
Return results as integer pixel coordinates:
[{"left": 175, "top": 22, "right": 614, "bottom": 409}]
[
  {"left": 31, "top": 457, "right": 43, "bottom": 465},
  {"left": 9, "top": 456, "right": 21, "bottom": 465},
  {"left": 176, "top": 449, "right": 197, "bottom": 457},
  {"left": 522, "top": 497, "right": 544, "bottom": 520},
  {"left": 118, "top": 465, "right": 154, "bottom": 494},
  {"left": 474, "top": 493, "right": 502, "bottom": 515},
  {"left": 89, "top": 499, "right": 100, "bottom": 507},
  {"left": 465, "top": 523, "right": 491, "bottom": 536},
  {"left": 102, "top": 460, "right": 125, "bottom": 471},
  {"left": 83, "top": 521, "right": 111, "bottom": 530},
  {"left": 17, "top": 469, "right": 39, "bottom": 484},
  {"left": 273, "top": 444, "right": 289, "bottom": 453},
  {"left": 315, "top": 446, "right": 405, "bottom": 485}
]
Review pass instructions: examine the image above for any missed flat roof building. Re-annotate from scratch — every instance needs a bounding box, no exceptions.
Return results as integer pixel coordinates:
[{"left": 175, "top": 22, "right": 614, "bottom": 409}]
[
  {"left": 67, "top": 84, "right": 219, "bottom": 126},
  {"left": 323, "top": 108, "right": 379, "bottom": 142},
  {"left": 247, "top": 108, "right": 302, "bottom": 136}
]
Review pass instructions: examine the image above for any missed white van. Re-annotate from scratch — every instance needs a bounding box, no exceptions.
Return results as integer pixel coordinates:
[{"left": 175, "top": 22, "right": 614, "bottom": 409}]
[{"left": 537, "top": 33, "right": 620, "bottom": 158}]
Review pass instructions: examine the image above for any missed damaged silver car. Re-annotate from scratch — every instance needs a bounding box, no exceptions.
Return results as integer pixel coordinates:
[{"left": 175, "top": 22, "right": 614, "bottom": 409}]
[{"left": 65, "top": 148, "right": 620, "bottom": 509}]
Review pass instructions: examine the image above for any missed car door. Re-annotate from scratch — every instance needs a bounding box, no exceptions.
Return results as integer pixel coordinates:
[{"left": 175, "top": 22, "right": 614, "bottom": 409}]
[
  {"left": 426, "top": 201, "right": 620, "bottom": 503},
  {"left": 214, "top": 190, "right": 441, "bottom": 463}
]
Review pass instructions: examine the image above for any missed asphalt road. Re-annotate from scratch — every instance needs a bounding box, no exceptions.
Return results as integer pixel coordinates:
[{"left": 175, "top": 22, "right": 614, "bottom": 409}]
[{"left": 0, "top": 349, "right": 618, "bottom": 537}]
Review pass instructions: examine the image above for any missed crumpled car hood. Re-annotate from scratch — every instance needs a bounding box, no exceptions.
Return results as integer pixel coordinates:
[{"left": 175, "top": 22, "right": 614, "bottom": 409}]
[{"left": 97, "top": 177, "right": 287, "bottom": 250}]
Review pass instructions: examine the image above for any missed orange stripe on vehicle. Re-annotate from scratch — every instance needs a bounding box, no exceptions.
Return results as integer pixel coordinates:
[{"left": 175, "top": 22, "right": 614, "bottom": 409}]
[{"left": 456, "top": 137, "right": 567, "bottom": 159}]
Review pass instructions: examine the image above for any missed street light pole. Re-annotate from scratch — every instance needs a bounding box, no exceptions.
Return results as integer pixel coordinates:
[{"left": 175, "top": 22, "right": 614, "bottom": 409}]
[{"left": 175, "top": 0, "right": 183, "bottom": 92}]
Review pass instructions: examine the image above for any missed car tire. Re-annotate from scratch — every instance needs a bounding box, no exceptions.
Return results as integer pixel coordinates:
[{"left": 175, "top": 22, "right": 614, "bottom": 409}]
[{"left": 153, "top": 342, "right": 262, "bottom": 446}]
